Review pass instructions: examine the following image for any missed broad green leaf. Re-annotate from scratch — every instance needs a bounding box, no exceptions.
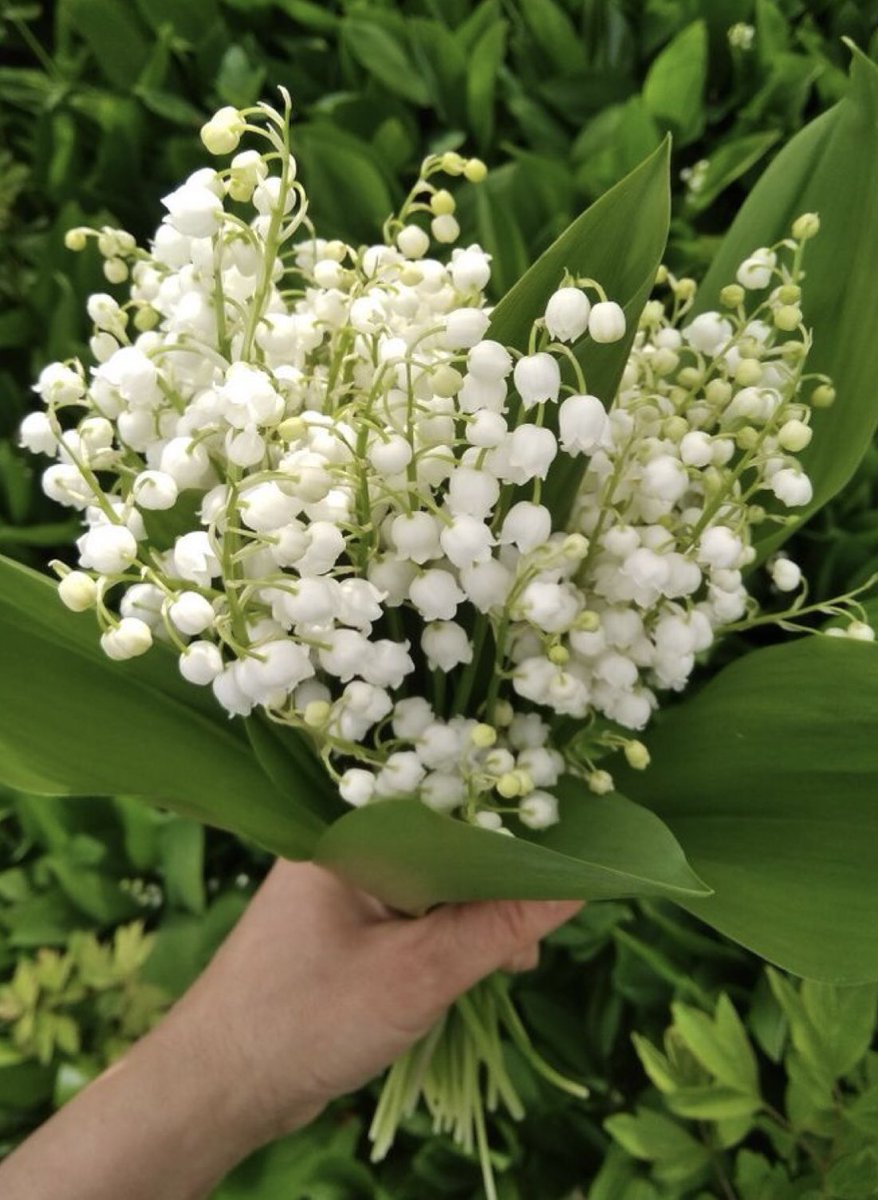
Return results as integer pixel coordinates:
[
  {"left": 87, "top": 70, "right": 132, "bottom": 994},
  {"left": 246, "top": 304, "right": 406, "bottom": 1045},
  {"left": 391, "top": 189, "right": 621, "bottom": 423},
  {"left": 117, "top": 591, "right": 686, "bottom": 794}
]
[
  {"left": 642, "top": 21, "right": 708, "bottom": 146},
  {"left": 488, "top": 138, "right": 670, "bottom": 522},
  {"left": 693, "top": 49, "right": 878, "bottom": 559},
  {"left": 57, "top": 0, "right": 150, "bottom": 90},
  {"left": 342, "top": 17, "right": 429, "bottom": 107},
  {"left": 616, "top": 637, "right": 878, "bottom": 983},
  {"left": 314, "top": 787, "right": 708, "bottom": 913},
  {"left": 518, "top": 0, "right": 587, "bottom": 77},
  {"left": 466, "top": 20, "right": 507, "bottom": 151},
  {"left": 0, "top": 555, "right": 324, "bottom": 859}
]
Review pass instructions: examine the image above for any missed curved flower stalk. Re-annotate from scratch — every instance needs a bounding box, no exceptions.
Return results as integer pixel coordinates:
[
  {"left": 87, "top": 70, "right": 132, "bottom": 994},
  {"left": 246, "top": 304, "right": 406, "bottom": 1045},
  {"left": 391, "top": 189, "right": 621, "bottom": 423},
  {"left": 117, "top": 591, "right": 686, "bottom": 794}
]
[{"left": 18, "top": 94, "right": 874, "bottom": 1195}]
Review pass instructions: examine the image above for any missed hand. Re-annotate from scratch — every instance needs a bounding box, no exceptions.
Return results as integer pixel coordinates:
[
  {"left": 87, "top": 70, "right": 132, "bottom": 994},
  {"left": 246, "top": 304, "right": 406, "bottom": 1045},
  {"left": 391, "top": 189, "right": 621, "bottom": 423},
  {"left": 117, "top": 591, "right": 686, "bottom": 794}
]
[{"left": 0, "top": 858, "right": 582, "bottom": 1200}]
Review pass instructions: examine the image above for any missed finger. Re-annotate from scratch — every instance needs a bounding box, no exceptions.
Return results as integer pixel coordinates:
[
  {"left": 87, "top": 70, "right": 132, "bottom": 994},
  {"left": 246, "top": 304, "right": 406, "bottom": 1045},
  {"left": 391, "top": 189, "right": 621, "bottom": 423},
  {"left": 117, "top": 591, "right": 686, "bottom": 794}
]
[
  {"left": 411, "top": 898, "right": 584, "bottom": 1006},
  {"left": 500, "top": 943, "right": 540, "bottom": 974}
]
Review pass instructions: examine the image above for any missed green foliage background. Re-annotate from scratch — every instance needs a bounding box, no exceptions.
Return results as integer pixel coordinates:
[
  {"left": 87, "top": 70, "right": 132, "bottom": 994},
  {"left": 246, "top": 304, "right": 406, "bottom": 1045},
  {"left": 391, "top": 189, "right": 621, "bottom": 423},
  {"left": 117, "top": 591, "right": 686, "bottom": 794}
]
[{"left": 2, "top": 1, "right": 878, "bottom": 1195}]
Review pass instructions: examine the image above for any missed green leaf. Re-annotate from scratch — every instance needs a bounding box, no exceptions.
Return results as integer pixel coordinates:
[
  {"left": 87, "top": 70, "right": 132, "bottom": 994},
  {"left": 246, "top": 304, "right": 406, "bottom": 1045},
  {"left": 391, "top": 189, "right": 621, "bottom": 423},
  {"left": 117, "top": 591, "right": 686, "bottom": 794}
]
[
  {"left": 671, "top": 996, "right": 760, "bottom": 1096},
  {"left": 605, "top": 1108, "right": 709, "bottom": 1169},
  {"left": 314, "top": 786, "right": 708, "bottom": 913},
  {"left": 0, "top": 555, "right": 324, "bottom": 859},
  {"left": 342, "top": 17, "right": 429, "bottom": 106},
  {"left": 159, "top": 819, "right": 206, "bottom": 914},
  {"left": 685, "top": 131, "right": 781, "bottom": 215},
  {"left": 825, "top": 1149, "right": 878, "bottom": 1199},
  {"left": 57, "top": 0, "right": 150, "bottom": 89},
  {"left": 616, "top": 637, "right": 878, "bottom": 982},
  {"left": 466, "top": 20, "right": 507, "bottom": 151},
  {"left": 665, "top": 1085, "right": 760, "bottom": 1121},
  {"left": 293, "top": 124, "right": 396, "bottom": 244},
  {"left": 642, "top": 21, "right": 708, "bottom": 145},
  {"left": 517, "top": 0, "right": 587, "bottom": 77},
  {"left": 487, "top": 138, "right": 670, "bottom": 522},
  {"left": 693, "top": 48, "right": 878, "bottom": 558},
  {"left": 799, "top": 979, "right": 878, "bottom": 1077}
]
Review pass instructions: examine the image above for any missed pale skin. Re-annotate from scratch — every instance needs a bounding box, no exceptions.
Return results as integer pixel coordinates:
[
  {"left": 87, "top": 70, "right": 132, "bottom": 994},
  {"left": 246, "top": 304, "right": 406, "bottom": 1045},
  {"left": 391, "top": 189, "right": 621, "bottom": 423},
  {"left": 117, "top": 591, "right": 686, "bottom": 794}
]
[{"left": 0, "top": 860, "right": 583, "bottom": 1200}]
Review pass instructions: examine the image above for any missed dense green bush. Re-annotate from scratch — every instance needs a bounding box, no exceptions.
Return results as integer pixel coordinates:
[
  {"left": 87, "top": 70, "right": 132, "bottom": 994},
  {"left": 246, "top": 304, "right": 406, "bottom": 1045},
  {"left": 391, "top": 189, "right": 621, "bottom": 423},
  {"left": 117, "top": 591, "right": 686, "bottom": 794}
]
[{"left": 2, "top": 1, "right": 878, "bottom": 1195}]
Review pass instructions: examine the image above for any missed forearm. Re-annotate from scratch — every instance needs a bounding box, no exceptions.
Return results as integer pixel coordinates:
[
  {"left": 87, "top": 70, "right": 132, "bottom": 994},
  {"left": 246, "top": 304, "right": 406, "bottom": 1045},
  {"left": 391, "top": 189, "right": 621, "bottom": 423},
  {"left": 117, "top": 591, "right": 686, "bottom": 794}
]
[{"left": 0, "top": 1004, "right": 273, "bottom": 1200}]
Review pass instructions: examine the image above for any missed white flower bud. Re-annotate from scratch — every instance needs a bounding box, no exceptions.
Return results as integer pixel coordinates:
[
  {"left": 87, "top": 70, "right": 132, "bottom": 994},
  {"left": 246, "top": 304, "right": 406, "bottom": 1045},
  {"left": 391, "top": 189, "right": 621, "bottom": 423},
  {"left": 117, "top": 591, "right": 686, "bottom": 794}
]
[
  {"left": 736, "top": 248, "right": 777, "bottom": 290},
  {"left": 391, "top": 512, "right": 442, "bottom": 564},
  {"left": 173, "top": 532, "right": 220, "bottom": 586},
  {"left": 450, "top": 247, "right": 491, "bottom": 292},
  {"left": 78, "top": 524, "right": 138, "bottom": 574},
  {"left": 770, "top": 468, "right": 813, "bottom": 507},
  {"left": 238, "top": 639, "right": 315, "bottom": 703},
  {"left": 457, "top": 373, "right": 507, "bottom": 414},
  {"left": 169, "top": 590, "right": 215, "bottom": 636},
  {"left": 422, "top": 772, "right": 466, "bottom": 813},
  {"left": 439, "top": 514, "right": 494, "bottom": 568},
  {"left": 369, "top": 434, "right": 413, "bottom": 476},
  {"left": 179, "top": 640, "right": 224, "bottom": 685},
  {"left": 466, "top": 410, "right": 507, "bottom": 447},
  {"left": 397, "top": 225, "right": 430, "bottom": 259},
  {"left": 446, "top": 467, "right": 500, "bottom": 519},
  {"left": 456, "top": 558, "right": 510, "bottom": 613},
  {"left": 544, "top": 287, "right": 591, "bottom": 342},
  {"left": 769, "top": 557, "right": 802, "bottom": 592},
  {"left": 506, "top": 424, "right": 558, "bottom": 481},
  {"left": 588, "top": 301, "right": 626, "bottom": 343},
  {"left": 683, "top": 312, "right": 733, "bottom": 355},
  {"left": 698, "top": 526, "right": 744, "bottom": 570},
  {"left": 339, "top": 768, "right": 376, "bottom": 807},
  {"left": 20, "top": 412, "right": 57, "bottom": 456},
  {"left": 518, "top": 790, "right": 560, "bottom": 830},
  {"left": 513, "top": 353, "right": 561, "bottom": 409},
  {"left": 58, "top": 571, "right": 98, "bottom": 612},
  {"left": 392, "top": 697, "right": 435, "bottom": 739},
  {"left": 467, "top": 340, "right": 512, "bottom": 381},
  {"left": 679, "top": 430, "right": 713, "bottom": 467},
  {"left": 641, "top": 455, "right": 689, "bottom": 503},
  {"left": 409, "top": 569, "right": 466, "bottom": 621},
  {"left": 132, "top": 470, "right": 179, "bottom": 511},
  {"left": 499, "top": 501, "right": 552, "bottom": 553},
  {"left": 160, "top": 438, "right": 212, "bottom": 489},
  {"left": 422, "top": 621, "right": 474, "bottom": 671},
  {"left": 558, "top": 393, "right": 610, "bottom": 455},
  {"left": 431, "top": 214, "right": 460, "bottom": 244},
  {"left": 443, "top": 307, "right": 491, "bottom": 350},
  {"left": 101, "top": 617, "right": 153, "bottom": 661},
  {"left": 162, "top": 181, "right": 224, "bottom": 239}
]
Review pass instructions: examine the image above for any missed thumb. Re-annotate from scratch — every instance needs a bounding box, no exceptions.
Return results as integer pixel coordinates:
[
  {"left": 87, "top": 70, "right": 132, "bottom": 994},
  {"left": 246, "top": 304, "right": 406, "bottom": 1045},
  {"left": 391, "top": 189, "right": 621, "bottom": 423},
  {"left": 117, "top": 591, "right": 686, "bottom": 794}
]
[{"left": 414, "top": 898, "right": 584, "bottom": 1008}]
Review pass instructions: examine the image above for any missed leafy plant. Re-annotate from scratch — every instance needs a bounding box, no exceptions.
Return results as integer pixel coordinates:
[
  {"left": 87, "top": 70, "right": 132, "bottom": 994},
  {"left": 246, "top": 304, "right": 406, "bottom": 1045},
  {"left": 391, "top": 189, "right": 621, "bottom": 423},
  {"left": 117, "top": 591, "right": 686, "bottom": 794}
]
[{"left": 599, "top": 969, "right": 878, "bottom": 1197}]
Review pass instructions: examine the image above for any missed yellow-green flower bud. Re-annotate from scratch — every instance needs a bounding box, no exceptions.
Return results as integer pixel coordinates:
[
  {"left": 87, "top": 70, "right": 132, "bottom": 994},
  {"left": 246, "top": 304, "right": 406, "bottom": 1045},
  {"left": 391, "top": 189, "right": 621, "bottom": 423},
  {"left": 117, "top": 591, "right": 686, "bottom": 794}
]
[
  {"left": 64, "top": 228, "right": 89, "bottom": 252},
  {"left": 304, "top": 700, "right": 331, "bottom": 727},
  {"left": 734, "top": 358, "right": 763, "bottom": 386},
  {"left": 548, "top": 644, "right": 570, "bottom": 666},
  {"left": 440, "top": 151, "right": 466, "bottom": 176},
  {"left": 496, "top": 772, "right": 521, "bottom": 799},
  {"left": 623, "top": 740, "right": 650, "bottom": 770},
  {"left": 463, "top": 158, "right": 487, "bottom": 183},
  {"left": 773, "top": 305, "right": 801, "bottom": 332},
  {"left": 720, "top": 283, "right": 745, "bottom": 308},
  {"left": 430, "top": 189, "right": 456, "bottom": 216},
  {"left": 792, "top": 212, "right": 820, "bottom": 240},
  {"left": 471, "top": 723, "right": 497, "bottom": 748},
  {"left": 811, "top": 383, "right": 836, "bottom": 408},
  {"left": 587, "top": 769, "right": 614, "bottom": 795}
]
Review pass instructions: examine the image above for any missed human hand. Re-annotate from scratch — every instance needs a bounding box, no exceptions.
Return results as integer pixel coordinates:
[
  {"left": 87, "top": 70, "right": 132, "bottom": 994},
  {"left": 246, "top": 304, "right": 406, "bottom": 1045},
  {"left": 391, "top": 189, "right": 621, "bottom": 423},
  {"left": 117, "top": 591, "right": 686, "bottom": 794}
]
[
  {"left": 177, "top": 860, "right": 584, "bottom": 1148},
  {"left": 0, "top": 858, "right": 582, "bottom": 1200}
]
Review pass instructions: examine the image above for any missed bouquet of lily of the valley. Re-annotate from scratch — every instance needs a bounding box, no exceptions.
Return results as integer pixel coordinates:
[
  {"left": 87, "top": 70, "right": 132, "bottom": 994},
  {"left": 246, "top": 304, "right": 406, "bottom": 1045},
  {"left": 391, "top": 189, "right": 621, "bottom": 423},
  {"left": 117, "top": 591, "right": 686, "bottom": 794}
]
[{"left": 4, "top": 48, "right": 878, "bottom": 1196}]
